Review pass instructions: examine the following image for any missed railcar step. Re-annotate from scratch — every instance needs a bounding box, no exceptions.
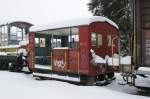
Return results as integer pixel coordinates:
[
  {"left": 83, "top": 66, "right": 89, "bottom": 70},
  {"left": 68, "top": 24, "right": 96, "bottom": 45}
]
[
  {"left": 34, "top": 64, "right": 52, "bottom": 70},
  {"left": 33, "top": 72, "right": 80, "bottom": 82}
]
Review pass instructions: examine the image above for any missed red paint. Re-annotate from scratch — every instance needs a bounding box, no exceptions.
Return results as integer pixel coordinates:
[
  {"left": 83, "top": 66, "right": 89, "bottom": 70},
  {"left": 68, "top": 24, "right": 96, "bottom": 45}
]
[
  {"left": 79, "top": 26, "right": 90, "bottom": 74},
  {"left": 28, "top": 32, "right": 35, "bottom": 70},
  {"left": 52, "top": 49, "right": 68, "bottom": 72},
  {"left": 68, "top": 49, "right": 79, "bottom": 73}
]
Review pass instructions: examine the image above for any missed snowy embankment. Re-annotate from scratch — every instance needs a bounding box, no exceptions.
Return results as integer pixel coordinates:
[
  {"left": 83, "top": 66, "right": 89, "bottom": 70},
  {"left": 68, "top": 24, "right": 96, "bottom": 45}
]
[{"left": 0, "top": 71, "right": 149, "bottom": 99}]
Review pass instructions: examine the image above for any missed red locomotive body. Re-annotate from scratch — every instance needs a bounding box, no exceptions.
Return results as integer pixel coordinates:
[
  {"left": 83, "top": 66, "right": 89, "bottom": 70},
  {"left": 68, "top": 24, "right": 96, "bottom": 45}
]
[{"left": 28, "top": 16, "right": 119, "bottom": 84}]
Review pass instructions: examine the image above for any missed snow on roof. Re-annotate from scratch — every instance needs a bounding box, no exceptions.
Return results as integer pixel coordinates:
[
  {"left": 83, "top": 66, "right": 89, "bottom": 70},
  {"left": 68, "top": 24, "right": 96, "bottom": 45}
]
[
  {"left": 0, "top": 20, "right": 33, "bottom": 29},
  {"left": 135, "top": 71, "right": 150, "bottom": 87},
  {"left": 30, "top": 16, "right": 118, "bottom": 32},
  {"left": 0, "top": 20, "right": 16, "bottom": 25},
  {"left": 137, "top": 67, "right": 150, "bottom": 75},
  {"left": 0, "top": 20, "right": 32, "bottom": 25}
]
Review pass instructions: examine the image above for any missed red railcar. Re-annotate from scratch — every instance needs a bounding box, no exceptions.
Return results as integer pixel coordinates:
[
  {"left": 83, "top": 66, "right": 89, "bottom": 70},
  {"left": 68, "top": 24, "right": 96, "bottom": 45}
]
[{"left": 28, "top": 16, "right": 119, "bottom": 84}]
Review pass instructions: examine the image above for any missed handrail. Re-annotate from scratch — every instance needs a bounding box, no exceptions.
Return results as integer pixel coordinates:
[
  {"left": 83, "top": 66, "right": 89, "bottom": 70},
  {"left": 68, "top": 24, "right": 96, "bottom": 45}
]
[{"left": 111, "top": 36, "right": 119, "bottom": 67}]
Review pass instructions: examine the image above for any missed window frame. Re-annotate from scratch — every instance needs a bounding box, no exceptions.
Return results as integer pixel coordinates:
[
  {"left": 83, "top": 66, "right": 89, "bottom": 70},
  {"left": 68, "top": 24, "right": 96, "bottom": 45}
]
[{"left": 91, "top": 32, "right": 97, "bottom": 46}]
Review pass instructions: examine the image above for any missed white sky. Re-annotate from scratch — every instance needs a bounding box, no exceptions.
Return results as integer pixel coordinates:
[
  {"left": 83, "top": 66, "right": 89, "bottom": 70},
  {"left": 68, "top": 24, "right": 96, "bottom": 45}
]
[{"left": 0, "top": 0, "right": 92, "bottom": 25}]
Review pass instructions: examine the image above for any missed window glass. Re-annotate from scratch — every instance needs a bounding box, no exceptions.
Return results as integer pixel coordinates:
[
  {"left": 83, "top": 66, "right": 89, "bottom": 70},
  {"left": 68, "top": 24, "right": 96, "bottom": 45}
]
[
  {"left": 10, "top": 35, "right": 17, "bottom": 40},
  {"left": 35, "top": 38, "right": 46, "bottom": 47},
  {"left": 35, "top": 38, "right": 39, "bottom": 47},
  {"left": 70, "top": 28, "right": 79, "bottom": 48},
  {"left": 46, "top": 27, "right": 78, "bottom": 48},
  {"left": 97, "top": 34, "right": 102, "bottom": 47},
  {"left": 108, "top": 35, "right": 112, "bottom": 46},
  {"left": 11, "top": 26, "right": 22, "bottom": 40},
  {"left": 40, "top": 38, "right": 45, "bottom": 47},
  {"left": 70, "top": 35, "right": 79, "bottom": 48},
  {"left": 1, "top": 26, "right": 7, "bottom": 41},
  {"left": 91, "top": 32, "right": 97, "bottom": 46},
  {"left": 51, "top": 38, "right": 61, "bottom": 48}
]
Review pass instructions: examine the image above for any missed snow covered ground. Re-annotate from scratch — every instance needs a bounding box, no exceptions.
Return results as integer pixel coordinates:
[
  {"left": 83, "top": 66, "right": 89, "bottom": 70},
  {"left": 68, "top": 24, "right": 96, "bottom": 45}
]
[{"left": 0, "top": 71, "right": 149, "bottom": 99}]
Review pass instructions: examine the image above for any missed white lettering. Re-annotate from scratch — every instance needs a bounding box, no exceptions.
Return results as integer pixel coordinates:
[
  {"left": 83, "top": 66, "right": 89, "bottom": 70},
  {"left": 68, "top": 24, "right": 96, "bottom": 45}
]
[{"left": 53, "top": 60, "right": 65, "bottom": 68}]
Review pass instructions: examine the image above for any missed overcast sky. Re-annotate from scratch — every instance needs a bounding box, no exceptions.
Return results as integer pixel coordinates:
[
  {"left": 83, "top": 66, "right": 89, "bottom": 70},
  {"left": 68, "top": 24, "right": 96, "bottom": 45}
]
[{"left": 0, "top": 0, "right": 91, "bottom": 25}]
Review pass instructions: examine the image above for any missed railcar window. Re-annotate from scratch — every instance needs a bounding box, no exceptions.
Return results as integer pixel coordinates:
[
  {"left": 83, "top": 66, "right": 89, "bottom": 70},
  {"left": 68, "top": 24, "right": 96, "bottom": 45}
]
[
  {"left": 11, "top": 26, "right": 18, "bottom": 40},
  {"left": 47, "top": 27, "right": 78, "bottom": 48},
  {"left": 40, "top": 38, "right": 45, "bottom": 47},
  {"left": 51, "top": 38, "right": 61, "bottom": 48},
  {"left": 108, "top": 35, "right": 112, "bottom": 46},
  {"left": 35, "top": 38, "right": 39, "bottom": 47},
  {"left": 70, "top": 28, "right": 79, "bottom": 48},
  {"left": 11, "top": 26, "right": 23, "bottom": 41},
  {"left": 91, "top": 32, "right": 97, "bottom": 46},
  {"left": 97, "top": 34, "right": 102, "bottom": 47},
  {"left": 70, "top": 35, "right": 79, "bottom": 48},
  {"left": 1, "top": 26, "right": 8, "bottom": 41},
  {"left": 35, "top": 38, "right": 46, "bottom": 47}
]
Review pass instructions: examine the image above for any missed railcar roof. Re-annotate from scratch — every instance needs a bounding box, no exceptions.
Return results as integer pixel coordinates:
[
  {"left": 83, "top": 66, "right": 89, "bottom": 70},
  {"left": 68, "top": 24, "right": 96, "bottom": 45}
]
[
  {"left": 30, "top": 16, "right": 118, "bottom": 32},
  {"left": 0, "top": 21, "right": 33, "bottom": 28}
]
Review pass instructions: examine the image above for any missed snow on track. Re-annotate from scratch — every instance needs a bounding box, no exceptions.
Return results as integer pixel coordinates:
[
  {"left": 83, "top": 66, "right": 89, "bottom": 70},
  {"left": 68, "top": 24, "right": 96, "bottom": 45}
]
[{"left": 0, "top": 71, "right": 149, "bottom": 99}]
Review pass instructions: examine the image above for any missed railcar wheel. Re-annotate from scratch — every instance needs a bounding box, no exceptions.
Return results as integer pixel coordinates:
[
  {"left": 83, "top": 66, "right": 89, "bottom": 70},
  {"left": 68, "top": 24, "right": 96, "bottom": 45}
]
[
  {"left": 80, "top": 75, "right": 95, "bottom": 85},
  {"left": 34, "top": 76, "right": 48, "bottom": 80},
  {"left": 18, "top": 66, "right": 23, "bottom": 72},
  {"left": 105, "top": 66, "right": 115, "bottom": 81},
  {"left": 95, "top": 74, "right": 111, "bottom": 86},
  {"left": 2, "top": 61, "right": 8, "bottom": 70},
  {"left": 8, "top": 63, "right": 15, "bottom": 72},
  {"left": 106, "top": 72, "right": 115, "bottom": 80},
  {"left": 1, "top": 61, "right": 4, "bottom": 69},
  {"left": 27, "top": 66, "right": 33, "bottom": 73},
  {"left": 96, "top": 74, "right": 105, "bottom": 81},
  {"left": 5, "top": 61, "right": 9, "bottom": 70}
]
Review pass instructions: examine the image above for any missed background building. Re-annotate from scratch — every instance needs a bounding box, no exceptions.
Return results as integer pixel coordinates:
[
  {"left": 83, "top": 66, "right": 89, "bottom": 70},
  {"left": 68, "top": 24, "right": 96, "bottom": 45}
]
[{"left": 133, "top": 0, "right": 150, "bottom": 67}]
